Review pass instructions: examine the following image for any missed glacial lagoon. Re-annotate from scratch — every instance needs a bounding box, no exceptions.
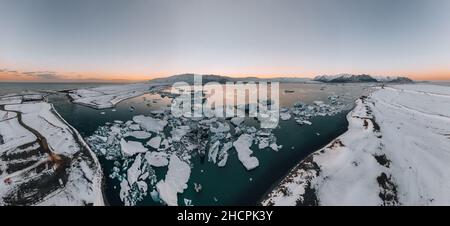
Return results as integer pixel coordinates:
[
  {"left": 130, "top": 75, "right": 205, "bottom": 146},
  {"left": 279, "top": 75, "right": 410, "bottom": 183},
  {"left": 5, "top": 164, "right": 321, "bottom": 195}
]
[{"left": 1, "top": 82, "right": 369, "bottom": 205}]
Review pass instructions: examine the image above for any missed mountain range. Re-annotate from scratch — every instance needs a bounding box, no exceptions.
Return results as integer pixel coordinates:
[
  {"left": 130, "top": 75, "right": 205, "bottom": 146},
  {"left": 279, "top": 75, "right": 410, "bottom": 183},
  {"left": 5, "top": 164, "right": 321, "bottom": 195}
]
[{"left": 149, "top": 73, "right": 413, "bottom": 84}]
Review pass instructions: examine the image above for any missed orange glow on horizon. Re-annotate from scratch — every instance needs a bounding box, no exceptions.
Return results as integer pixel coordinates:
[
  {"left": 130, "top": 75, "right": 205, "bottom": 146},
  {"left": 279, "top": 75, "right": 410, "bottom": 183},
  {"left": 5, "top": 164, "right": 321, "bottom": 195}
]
[{"left": 1, "top": 66, "right": 450, "bottom": 82}]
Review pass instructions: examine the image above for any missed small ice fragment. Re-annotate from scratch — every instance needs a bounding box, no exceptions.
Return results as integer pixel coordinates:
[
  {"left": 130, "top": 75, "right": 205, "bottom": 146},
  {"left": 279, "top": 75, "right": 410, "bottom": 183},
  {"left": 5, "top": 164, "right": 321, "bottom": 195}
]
[{"left": 184, "top": 198, "right": 193, "bottom": 206}]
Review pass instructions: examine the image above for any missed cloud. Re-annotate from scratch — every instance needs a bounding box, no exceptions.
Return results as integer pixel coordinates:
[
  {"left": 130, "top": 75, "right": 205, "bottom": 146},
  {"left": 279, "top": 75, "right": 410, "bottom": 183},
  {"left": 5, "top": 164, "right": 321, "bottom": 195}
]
[
  {"left": 22, "top": 71, "right": 62, "bottom": 80},
  {"left": 34, "top": 73, "right": 60, "bottom": 80}
]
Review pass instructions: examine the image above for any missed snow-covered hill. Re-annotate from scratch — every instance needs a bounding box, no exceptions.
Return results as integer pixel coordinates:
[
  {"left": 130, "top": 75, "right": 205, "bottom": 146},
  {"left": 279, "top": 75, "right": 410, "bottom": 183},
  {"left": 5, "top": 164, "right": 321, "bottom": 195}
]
[{"left": 262, "top": 84, "right": 450, "bottom": 206}]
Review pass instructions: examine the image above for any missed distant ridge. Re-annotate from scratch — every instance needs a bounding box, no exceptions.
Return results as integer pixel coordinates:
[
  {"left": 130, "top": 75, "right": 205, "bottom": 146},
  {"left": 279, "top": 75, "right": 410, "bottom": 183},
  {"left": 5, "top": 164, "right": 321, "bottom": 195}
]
[
  {"left": 149, "top": 73, "right": 318, "bottom": 84},
  {"left": 149, "top": 73, "right": 413, "bottom": 84},
  {"left": 314, "top": 74, "right": 413, "bottom": 83}
]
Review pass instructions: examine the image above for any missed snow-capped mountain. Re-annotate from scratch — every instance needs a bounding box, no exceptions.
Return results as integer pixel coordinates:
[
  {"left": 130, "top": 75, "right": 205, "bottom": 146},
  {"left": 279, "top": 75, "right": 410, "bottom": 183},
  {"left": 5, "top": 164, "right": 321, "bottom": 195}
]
[
  {"left": 150, "top": 73, "right": 412, "bottom": 85},
  {"left": 149, "top": 74, "right": 234, "bottom": 84},
  {"left": 314, "top": 74, "right": 413, "bottom": 83}
]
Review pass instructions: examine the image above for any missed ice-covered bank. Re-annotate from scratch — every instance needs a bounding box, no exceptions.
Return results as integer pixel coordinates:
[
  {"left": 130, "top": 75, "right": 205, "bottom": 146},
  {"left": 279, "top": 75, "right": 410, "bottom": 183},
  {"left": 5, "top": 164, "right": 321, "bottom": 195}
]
[
  {"left": 68, "top": 83, "right": 166, "bottom": 109},
  {"left": 262, "top": 84, "right": 450, "bottom": 206},
  {"left": 0, "top": 93, "right": 104, "bottom": 205}
]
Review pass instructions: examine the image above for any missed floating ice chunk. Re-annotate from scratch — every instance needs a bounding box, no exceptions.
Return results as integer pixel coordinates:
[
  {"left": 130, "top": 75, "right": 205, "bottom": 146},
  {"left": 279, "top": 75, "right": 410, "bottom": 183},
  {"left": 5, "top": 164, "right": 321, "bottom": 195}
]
[
  {"left": 160, "top": 139, "right": 170, "bottom": 150},
  {"left": 137, "top": 181, "right": 148, "bottom": 194},
  {"left": 258, "top": 138, "right": 269, "bottom": 149},
  {"left": 139, "top": 172, "right": 150, "bottom": 181},
  {"left": 199, "top": 118, "right": 217, "bottom": 125},
  {"left": 217, "top": 142, "right": 233, "bottom": 167},
  {"left": 230, "top": 117, "right": 245, "bottom": 126},
  {"left": 270, "top": 143, "right": 282, "bottom": 152},
  {"left": 170, "top": 126, "right": 190, "bottom": 142},
  {"left": 129, "top": 124, "right": 141, "bottom": 130},
  {"left": 296, "top": 119, "right": 312, "bottom": 126},
  {"left": 119, "top": 180, "right": 131, "bottom": 206},
  {"left": 146, "top": 136, "right": 162, "bottom": 149},
  {"left": 125, "top": 131, "right": 152, "bottom": 139},
  {"left": 133, "top": 115, "right": 168, "bottom": 133},
  {"left": 280, "top": 112, "right": 291, "bottom": 120},
  {"left": 120, "top": 139, "right": 147, "bottom": 156},
  {"left": 145, "top": 151, "right": 169, "bottom": 167},
  {"left": 210, "top": 121, "right": 230, "bottom": 133},
  {"left": 127, "top": 154, "right": 142, "bottom": 186},
  {"left": 100, "top": 112, "right": 106, "bottom": 115},
  {"left": 110, "top": 125, "right": 121, "bottom": 134},
  {"left": 151, "top": 109, "right": 165, "bottom": 114},
  {"left": 208, "top": 141, "right": 220, "bottom": 164},
  {"left": 184, "top": 198, "right": 193, "bottom": 206},
  {"left": 303, "top": 120, "right": 312, "bottom": 125},
  {"left": 233, "top": 134, "right": 259, "bottom": 170},
  {"left": 156, "top": 155, "right": 191, "bottom": 206},
  {"left": 313, "top": 100, "right": 325, "bottom": 106}
]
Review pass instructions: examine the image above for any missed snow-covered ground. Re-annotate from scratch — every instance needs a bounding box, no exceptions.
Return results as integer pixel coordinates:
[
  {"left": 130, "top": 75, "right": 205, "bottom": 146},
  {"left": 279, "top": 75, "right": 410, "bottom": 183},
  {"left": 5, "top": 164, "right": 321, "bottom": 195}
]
[
  {"left": 262, "top": 84, "right": 450, "bottom": 206},
  {"left": 0, "top": 93, "right": 104, "bottom": 206},
  {"left": 68, "top": 83, "right": 165, "bottom": 109}
]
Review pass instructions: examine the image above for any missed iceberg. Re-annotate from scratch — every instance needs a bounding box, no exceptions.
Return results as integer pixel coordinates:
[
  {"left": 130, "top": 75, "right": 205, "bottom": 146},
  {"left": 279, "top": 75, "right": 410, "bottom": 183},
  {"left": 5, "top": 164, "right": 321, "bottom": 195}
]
[{"left": 233, "top": 134, "right": 259, "bottom": 170}]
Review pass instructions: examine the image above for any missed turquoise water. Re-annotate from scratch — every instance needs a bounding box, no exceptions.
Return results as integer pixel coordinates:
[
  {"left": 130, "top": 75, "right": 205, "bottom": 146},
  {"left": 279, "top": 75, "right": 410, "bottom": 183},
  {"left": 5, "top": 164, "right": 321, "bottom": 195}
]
[{"left": 0, "top": 82, "right": 367, "bottom": 205}]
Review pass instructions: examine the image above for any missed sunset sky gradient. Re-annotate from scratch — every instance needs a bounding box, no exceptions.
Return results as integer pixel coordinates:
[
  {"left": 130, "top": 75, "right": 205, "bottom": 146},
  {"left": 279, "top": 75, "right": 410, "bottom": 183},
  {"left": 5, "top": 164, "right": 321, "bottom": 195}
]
[{"left": 1, "top": 0, "right": 449, "bottom": 82}]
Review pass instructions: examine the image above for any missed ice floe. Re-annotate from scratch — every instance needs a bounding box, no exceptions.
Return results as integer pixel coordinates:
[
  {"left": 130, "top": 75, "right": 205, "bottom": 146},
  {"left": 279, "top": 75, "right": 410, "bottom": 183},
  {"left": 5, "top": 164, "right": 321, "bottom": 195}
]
[
  {"left": 145, "top": 151, "right": 169, "bottom": 167},
  {"left": 125, "top": 130, "right": 152, "bottom": 139},
  {"left": 156, "top": 155, "right": 191, "bottom": 206},
  {"left": 146, "top": 136, "right": 162, "bottom": 149},
  {"left": 120, "top": 139, "right": 147, "bottom": 156},
  {"left": 233, "top": 134, "right": 259, "bottom": 170},
  {"left": 133, "top": 115, "right": 168, "bottom": 133}
]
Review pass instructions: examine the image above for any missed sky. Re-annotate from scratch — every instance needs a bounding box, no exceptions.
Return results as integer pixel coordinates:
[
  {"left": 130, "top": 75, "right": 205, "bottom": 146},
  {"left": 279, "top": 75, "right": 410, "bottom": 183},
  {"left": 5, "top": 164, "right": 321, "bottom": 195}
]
[{"left": 0, "top": 0, "right": 450, "bottom": 82}]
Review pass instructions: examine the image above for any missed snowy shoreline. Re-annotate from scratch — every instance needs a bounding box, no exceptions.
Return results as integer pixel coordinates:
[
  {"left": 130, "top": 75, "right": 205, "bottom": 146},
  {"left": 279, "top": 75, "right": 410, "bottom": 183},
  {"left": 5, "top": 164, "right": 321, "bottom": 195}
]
[
  {"left": 262, "top": 84, "right": 450, "bottom": 206},
  {"left": 0, "top": 93, "right": 104, "bottom": 205},
  {"left": 66, "top": 83, "right": 168, "bottom": 109}
]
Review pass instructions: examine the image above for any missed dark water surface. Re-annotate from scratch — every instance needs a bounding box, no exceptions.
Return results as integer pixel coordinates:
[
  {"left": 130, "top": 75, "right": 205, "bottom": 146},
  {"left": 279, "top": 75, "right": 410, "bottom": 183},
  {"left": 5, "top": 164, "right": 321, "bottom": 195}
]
[{"left": 1, "top": 82, "right": 367, "bottom": 205}]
